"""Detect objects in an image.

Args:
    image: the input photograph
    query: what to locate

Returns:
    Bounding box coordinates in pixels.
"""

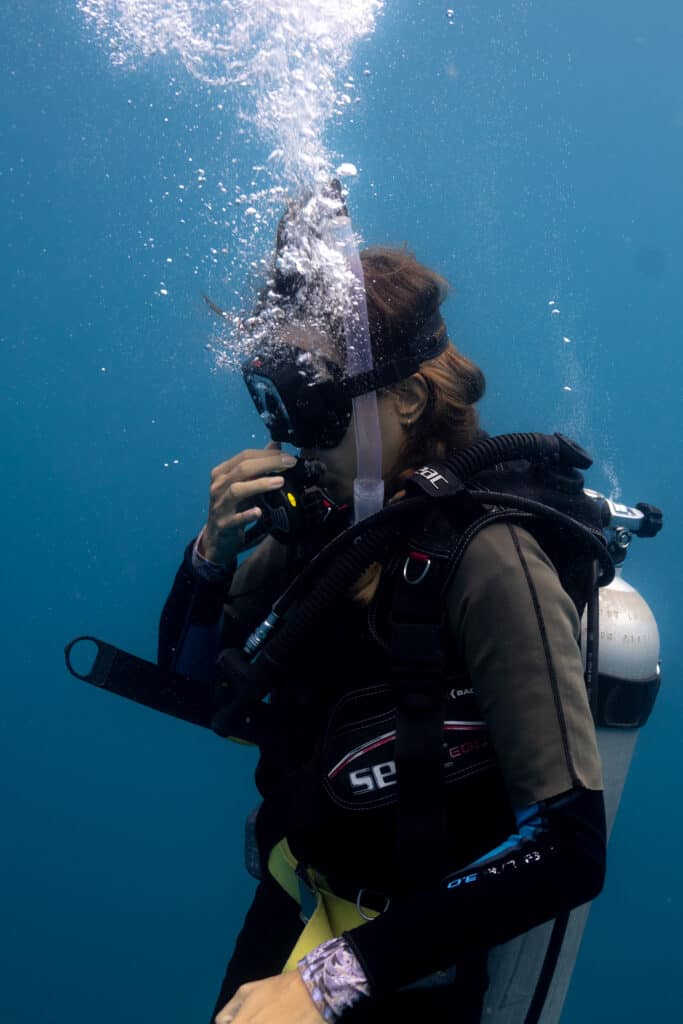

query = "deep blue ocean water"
[2,2,681,1021]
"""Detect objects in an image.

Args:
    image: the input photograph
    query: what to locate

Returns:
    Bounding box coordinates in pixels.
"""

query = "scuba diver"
[158,189,608,1024]
[65,184,662,1023]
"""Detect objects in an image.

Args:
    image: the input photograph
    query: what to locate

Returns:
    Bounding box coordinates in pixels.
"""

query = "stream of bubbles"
[78,0,384,362]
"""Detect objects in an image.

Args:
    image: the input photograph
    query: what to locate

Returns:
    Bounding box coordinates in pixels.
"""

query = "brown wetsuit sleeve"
[446,521,603,808]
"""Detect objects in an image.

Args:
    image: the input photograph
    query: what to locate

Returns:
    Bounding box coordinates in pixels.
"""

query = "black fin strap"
[64,636,269,743]
[64,636,217,729]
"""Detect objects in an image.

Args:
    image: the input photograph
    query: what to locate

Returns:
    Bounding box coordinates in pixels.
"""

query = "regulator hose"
[244,433,611,680]
[443,431,593,478]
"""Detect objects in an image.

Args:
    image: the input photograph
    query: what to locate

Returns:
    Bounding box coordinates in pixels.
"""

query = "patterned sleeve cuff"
[297,937,370,1022]
[191,530,235,583]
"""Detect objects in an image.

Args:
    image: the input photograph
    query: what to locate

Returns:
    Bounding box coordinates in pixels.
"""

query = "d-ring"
[356,889,391,921]
[402,554,431,585]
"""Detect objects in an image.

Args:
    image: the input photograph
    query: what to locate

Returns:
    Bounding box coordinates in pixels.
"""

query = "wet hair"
[351,247,486,604]
[361,246,485,464]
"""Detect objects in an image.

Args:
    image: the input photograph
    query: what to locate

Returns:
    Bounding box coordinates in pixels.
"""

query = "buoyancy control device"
[64,431,663,1024]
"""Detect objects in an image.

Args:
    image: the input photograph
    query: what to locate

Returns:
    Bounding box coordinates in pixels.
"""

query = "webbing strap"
[524,912,570,1024]
[394,680,448,891]
[389,553,451,892]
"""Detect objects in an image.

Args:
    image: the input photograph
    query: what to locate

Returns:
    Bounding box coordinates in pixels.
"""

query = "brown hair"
[352,247,486,604]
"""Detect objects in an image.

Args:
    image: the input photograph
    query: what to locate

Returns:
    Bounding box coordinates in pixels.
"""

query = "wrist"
[191,530,236,582]
[298,937,370,1022]
[198,526,239,564]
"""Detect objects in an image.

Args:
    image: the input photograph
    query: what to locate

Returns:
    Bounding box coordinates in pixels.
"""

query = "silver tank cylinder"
[481,572,660,1024]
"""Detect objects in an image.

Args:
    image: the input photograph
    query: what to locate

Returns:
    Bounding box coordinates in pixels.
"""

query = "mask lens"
[243,343,352,449]
[251,379,291,441]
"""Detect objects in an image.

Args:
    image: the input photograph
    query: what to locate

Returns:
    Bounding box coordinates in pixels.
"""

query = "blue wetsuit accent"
[347,786,606,996]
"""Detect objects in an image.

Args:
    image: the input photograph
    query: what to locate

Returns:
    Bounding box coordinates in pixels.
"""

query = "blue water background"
[2,1,681,1021]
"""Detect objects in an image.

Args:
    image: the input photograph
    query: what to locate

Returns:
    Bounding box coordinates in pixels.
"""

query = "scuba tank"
[482,495,662,1024]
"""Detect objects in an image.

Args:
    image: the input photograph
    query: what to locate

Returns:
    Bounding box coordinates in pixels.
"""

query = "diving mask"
[242,310,448,452]
[242,342,352,450]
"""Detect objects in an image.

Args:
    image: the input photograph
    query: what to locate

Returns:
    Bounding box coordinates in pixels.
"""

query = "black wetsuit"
[159,523,606,1023]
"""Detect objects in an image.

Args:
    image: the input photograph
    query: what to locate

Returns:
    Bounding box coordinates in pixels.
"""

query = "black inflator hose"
[253,514,414,677]
[246,433,607,677]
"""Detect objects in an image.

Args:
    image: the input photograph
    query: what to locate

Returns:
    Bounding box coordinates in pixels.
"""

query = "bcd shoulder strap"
[384,492,597,895]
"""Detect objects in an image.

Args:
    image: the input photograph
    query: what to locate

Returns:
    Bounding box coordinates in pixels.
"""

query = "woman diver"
[158,202,607,1023]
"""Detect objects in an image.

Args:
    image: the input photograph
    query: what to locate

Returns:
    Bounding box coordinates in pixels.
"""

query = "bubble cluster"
[78,0,382,187]
[78,0,383,368]
[216,184,364,371]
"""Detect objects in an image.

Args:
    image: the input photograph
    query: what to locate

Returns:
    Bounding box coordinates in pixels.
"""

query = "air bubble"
[79,0,386,368]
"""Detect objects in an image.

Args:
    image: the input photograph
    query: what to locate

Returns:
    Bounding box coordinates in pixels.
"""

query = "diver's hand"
[215,972,324,1024]
[200,442,297,564]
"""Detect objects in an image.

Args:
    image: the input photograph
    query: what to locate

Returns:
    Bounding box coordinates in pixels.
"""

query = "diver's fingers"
[212,456,295,493]
[212,449,295,482]
[227,475,284,504]
[210,448,280,477]
[229,507,262,527]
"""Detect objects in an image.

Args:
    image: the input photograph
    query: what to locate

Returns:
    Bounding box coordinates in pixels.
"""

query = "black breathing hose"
[465,491,614,583]
[252,513,413,677]
[270,433,589,621]
[246,433,608,680]
[444,431,592,479]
